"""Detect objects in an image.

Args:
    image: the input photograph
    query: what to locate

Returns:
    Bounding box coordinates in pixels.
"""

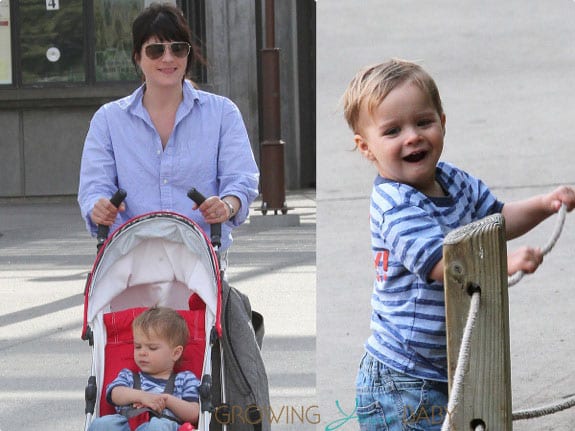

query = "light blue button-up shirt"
[78,81,259,251]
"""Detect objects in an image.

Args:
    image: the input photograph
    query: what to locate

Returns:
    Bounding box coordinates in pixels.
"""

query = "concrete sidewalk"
[0,189,316,430]
[317,1,575,430]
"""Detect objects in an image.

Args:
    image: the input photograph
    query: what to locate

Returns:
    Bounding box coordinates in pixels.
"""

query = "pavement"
[317,1,575,430]
[0,190,316,431]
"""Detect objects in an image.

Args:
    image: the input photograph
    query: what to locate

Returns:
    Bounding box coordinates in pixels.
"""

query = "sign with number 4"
[46,0,59,10]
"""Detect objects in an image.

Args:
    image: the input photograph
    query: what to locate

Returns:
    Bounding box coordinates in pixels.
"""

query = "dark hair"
[131,2,203,79]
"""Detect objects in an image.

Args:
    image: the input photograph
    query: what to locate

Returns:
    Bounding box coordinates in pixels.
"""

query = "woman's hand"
[90,197,125,225]
[194,196,239,224]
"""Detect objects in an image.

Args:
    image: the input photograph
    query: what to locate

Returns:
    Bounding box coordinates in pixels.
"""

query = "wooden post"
[443,214,512,430]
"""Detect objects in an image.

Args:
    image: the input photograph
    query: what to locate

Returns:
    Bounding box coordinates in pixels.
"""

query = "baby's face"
[354,81,446,197]
[133,328,182,379]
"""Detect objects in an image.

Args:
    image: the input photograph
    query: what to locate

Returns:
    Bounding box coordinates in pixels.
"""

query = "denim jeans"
[88,414,179,431]
[355,353,449,431]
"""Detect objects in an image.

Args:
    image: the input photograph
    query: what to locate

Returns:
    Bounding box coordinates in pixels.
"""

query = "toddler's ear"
[172,345,184,361]
[354,134,375,161]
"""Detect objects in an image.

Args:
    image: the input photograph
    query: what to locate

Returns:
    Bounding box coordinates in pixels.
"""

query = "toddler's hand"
[507,246,543,276]
[545,186,575,213]
[138,392,167,413]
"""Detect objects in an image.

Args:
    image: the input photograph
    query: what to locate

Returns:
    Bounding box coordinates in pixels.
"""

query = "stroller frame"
[82,211,224,430]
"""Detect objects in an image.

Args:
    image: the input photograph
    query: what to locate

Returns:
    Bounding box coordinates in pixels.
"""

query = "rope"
[441,289,481,431]
[513,394,575,421]
[508,204,567,286]
[441,204,570,428]
[442,204,572,429]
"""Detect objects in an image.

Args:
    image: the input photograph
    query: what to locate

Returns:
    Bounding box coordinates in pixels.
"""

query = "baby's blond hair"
[342,59,444,134]
[133,306,189,348]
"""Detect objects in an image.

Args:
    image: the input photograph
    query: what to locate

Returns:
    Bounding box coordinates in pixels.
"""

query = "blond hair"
[133,306,189,348]
[342,59,444,133]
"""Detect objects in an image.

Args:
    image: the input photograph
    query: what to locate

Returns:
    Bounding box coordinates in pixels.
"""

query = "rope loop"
[441,288,481,431]
[442,204,573,429]
[508,203,567,286]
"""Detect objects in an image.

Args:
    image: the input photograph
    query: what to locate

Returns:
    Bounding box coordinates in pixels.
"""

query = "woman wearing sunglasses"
[78,3,259,265]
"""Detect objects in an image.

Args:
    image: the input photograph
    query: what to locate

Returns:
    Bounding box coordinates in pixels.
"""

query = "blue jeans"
[355,353,448,431]
[88,414,179,431]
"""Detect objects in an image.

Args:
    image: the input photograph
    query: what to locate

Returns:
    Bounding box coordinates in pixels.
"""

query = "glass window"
[94,0,142,82]
[94,0,176,82]
[6,0,199,87]
[0,0,12,84]
[19,0,84,84]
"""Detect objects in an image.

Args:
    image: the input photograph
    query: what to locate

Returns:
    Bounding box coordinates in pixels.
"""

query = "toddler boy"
[342,58,575,430]
[89,306,200,431]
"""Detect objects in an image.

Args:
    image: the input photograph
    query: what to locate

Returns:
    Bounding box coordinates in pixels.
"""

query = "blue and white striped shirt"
[366,162,503,381]
[78,81,259,251]
[107,368,200,416]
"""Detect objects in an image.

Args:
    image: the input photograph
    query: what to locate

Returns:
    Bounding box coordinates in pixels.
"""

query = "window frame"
[0,0,205,90]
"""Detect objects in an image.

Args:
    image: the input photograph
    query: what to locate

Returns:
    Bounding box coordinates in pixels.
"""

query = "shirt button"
[163,179,168,184]
[157,150,161,155]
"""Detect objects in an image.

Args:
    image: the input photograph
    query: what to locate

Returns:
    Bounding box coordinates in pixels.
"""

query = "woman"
[78,3,259,259]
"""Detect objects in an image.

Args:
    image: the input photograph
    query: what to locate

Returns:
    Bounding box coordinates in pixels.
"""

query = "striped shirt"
[366,162,503,381]
[107,368,200,416]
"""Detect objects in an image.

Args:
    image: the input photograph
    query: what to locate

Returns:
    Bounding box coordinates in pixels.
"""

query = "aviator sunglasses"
[143,42,191,60]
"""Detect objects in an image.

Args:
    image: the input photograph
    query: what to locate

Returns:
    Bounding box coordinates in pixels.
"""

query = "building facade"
[0,0,315,197]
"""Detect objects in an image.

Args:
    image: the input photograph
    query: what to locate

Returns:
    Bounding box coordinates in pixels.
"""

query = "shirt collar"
[125,80,201,119]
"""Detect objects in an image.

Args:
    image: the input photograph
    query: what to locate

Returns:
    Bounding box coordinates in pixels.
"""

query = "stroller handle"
[96,189,127,250]
[187,188,222,249]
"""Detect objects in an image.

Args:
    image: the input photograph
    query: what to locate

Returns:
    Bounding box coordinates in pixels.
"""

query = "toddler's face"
[133,328,183,379]
[354,81,446,197]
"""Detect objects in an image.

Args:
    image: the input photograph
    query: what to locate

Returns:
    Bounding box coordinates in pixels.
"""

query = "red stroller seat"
[99,296,207,417]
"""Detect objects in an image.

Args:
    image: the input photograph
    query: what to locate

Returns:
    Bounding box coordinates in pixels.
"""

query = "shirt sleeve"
[454,167,503,218]
[380,202,445,280]
[77,105,120,236]
[475,177,504,216]
[106,368,134,407]
[216,98,259,227]
[178,371,201,403]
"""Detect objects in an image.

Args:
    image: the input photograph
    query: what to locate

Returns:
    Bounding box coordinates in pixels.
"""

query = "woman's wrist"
[222,196,240,220]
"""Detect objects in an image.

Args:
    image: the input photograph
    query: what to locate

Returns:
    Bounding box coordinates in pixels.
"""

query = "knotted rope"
[508,204,567,286]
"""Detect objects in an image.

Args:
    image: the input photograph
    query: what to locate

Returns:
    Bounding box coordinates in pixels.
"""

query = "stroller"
[81,190,270,431]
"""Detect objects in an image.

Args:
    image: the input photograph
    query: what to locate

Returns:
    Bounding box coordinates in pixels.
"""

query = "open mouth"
[403,151,427,163]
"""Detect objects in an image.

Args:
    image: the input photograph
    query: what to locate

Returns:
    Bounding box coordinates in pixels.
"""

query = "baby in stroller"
[89,306,200,431]
[82,203,270,431]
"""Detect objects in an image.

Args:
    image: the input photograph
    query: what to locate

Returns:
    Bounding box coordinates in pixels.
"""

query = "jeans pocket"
[356,398,389,431]
[393,379,447,431]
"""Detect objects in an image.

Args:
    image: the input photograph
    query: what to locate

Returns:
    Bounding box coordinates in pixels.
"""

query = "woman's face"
[135,36,189,88]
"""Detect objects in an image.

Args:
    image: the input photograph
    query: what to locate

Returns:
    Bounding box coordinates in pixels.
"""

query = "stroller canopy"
[83,212,221,333]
